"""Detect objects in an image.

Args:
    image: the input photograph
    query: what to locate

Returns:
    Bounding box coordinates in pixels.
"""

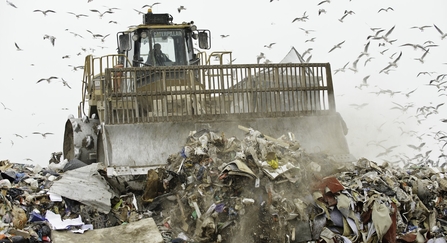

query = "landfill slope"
[1,127,447,243]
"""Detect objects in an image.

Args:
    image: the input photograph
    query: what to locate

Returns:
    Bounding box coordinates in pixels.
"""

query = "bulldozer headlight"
[191,25,197,31]
[141,31,147,38]
[132,34,139,41]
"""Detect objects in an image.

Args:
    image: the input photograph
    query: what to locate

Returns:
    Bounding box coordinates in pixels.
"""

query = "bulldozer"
[63,9,354,180]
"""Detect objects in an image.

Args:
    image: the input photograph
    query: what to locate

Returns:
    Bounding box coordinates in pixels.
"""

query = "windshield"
[139,29,187,66]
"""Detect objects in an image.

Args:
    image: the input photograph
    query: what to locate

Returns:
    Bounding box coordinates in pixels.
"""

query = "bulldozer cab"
[117,11,210,68]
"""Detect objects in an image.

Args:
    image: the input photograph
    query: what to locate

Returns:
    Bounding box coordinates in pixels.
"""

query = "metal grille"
[100,63,335,124]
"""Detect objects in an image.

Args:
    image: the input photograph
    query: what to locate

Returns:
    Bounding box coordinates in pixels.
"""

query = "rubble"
[1,127,447,242]
[48,163,115,214]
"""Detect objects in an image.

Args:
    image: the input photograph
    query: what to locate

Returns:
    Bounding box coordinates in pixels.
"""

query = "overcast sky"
[1,0,446,167]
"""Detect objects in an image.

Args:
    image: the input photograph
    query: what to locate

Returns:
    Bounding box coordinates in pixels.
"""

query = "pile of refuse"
[1,127,447,243]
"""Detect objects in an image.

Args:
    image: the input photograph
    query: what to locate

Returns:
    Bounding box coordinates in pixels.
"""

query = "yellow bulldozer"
[63,9,353,178]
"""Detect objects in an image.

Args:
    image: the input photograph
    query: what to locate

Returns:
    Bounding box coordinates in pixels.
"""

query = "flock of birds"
[252,1,447,167]
[2,0,447,167]
[337,23,446,167]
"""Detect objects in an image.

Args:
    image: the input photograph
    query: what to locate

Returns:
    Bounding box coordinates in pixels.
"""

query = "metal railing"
[96,63,335,124]
[80,54,132,117]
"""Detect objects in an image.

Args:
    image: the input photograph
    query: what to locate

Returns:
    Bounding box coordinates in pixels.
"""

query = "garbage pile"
[1,127,447,243]
[150,128,447,243]
[0,160,56,242]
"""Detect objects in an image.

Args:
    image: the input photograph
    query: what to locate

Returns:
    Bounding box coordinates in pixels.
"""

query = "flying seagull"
[256,52,266,64]
[380,51,402,73]
[299,28,315,35]
[350,103,368,110]
[292,11,309,23]
[103,6,120,12]
[414,49,430,64]
[344,10,355,15]
[338,13,349,23]
[400,43,426,51]
[33,9,56,16]
[14,42,23,51]
[433,24,447,40]
[90,9,113,18]
[328,40,345,53]
[348,58,360,73]
[67,12,89,19]
[367,29,385,40]
[100,34,110,42]
[13,134,24,138]
[407,142,426,151]
[264,43,276,49]
[68,31,84,38]
[302,48,313,57]
[378,7,394,13]
[410,25,432,32]
[178,6,186,13]
[380,25,396,43]
[358,41,370,58]
[86,30,106,39]
[364,57,374,67]
[403,88,417,98]
[362,75,370,85]
[37,76,58,84]
[61,78,72,89]
[142,3,160,8]
[376,145,398,157]
[417,72,434,77]
[43,34,56,46]
[134,9,145,15]
[305,55,312,63]
[305,37,316,43]
[334,62,349,74]
[318,0,330,5]
[1,102,12,111]
[391,102,414,113]
[379,49,389,55]
[6,0,17,8]
[33,132,54,138]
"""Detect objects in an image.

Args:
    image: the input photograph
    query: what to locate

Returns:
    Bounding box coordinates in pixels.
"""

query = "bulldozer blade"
[97,113,352,175]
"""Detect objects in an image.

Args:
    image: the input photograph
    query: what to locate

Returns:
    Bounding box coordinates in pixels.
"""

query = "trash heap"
[1,127,447,243]
[0,160,56,242]
[151,128,447,243]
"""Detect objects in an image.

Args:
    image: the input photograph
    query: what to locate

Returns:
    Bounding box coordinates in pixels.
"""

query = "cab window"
[150,29,187,66]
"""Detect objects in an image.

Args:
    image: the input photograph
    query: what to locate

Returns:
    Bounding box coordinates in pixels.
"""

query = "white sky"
[1,0,446,167]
